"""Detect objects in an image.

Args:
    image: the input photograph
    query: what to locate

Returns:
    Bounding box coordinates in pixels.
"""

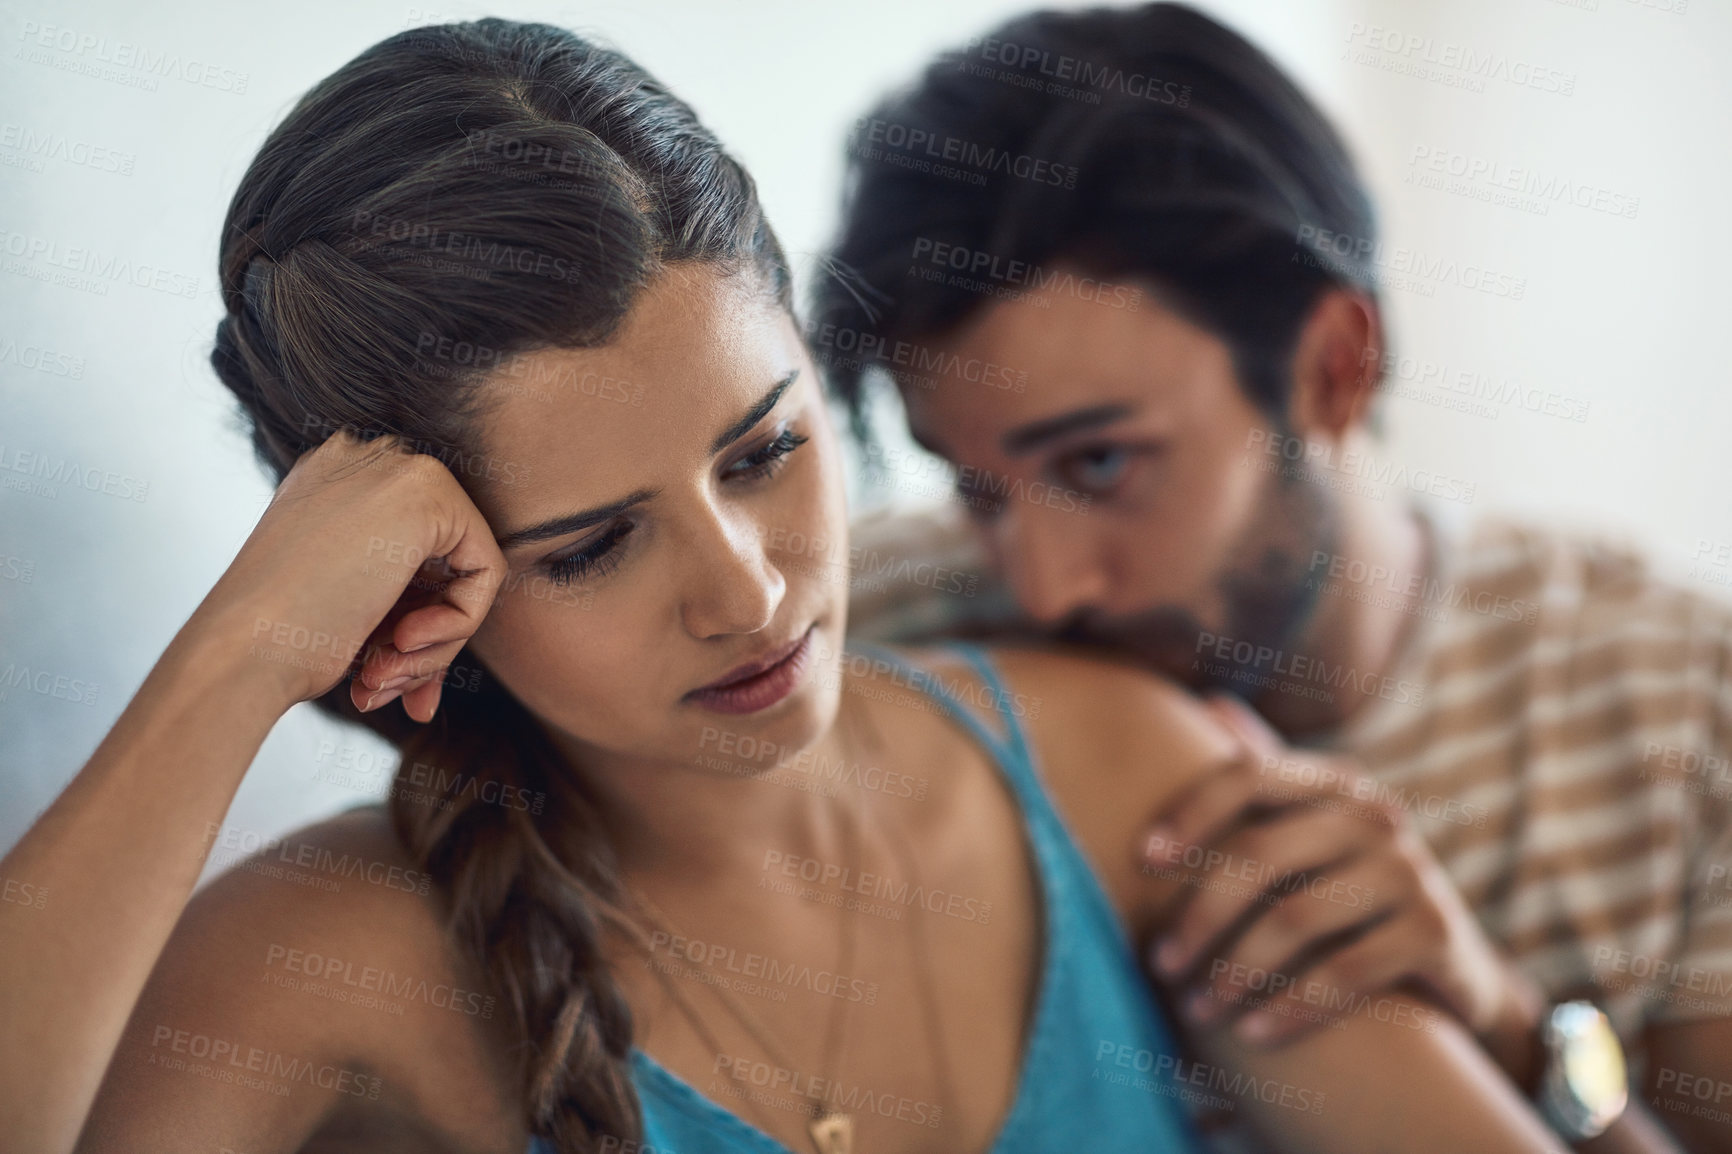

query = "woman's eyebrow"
[711,370,798,453]
[493,372,798,551]
[495,488,659,550]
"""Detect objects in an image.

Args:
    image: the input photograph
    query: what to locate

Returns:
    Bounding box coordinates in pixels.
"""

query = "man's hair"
[813,2,1380,439]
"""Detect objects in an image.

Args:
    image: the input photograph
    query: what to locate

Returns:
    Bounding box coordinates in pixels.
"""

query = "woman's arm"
[0,607,291,1154]
[73,806,525,1154]
[1190,992,1568,1153]
[0,433,507,1154]
[998,646,1571,1154]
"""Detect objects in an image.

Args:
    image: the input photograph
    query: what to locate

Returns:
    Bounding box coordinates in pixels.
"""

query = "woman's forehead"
[463,270,808,524]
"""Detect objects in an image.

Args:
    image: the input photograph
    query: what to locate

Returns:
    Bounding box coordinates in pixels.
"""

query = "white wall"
[2,0,1724,863]
[1336,0,1730,582]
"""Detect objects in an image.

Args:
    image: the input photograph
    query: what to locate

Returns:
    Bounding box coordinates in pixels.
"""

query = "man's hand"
[1141,694,1538,1055]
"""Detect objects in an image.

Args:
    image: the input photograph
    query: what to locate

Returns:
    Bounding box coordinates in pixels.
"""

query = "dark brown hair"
[210,18,790,1151]
[815,2,1378,439]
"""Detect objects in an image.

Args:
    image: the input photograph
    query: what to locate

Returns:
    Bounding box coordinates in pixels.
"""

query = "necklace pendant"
[809,1110,854,1154]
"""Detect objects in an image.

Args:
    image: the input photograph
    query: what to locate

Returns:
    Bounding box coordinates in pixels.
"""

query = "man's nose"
[995,505,1110,626]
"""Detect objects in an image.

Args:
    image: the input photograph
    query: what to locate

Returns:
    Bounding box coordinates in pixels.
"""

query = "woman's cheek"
[477,570,607,673]
[489,595,642,738]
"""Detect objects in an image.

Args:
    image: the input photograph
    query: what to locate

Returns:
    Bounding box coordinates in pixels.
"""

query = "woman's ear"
[1284,288,1384,440]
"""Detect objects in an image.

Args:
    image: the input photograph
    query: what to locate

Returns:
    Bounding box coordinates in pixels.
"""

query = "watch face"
[1555,1002,1628,1129]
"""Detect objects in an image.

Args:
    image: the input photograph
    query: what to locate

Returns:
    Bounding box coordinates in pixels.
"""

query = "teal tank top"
[531,642,1205,1154]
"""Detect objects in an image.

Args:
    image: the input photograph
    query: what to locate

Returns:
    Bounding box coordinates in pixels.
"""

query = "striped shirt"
[845,502,1732,1048]
[1329,507,1732,1042]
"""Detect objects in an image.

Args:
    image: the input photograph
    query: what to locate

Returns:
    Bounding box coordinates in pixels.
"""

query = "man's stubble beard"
[1054,457,1342,699]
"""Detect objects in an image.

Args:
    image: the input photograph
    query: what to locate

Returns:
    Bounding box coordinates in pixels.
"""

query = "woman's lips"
[684,626,816,715]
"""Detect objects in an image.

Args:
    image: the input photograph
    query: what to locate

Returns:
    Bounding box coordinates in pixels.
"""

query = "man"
[813,4,1732,1151]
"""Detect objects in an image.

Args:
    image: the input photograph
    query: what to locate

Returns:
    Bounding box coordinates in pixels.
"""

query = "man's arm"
[998,648,1573,1154]
[1134,696,1692,1153]
[1644,1018,1732,1153]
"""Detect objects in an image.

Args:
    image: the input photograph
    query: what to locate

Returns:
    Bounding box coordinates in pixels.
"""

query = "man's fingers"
[1228,917,1446,1046]
[1186,852,1393,1026]
[1153,806,1375,978]
[1146,698,1329,871]
[1145,750,1265,868]
[1147,710,1363,872]
[1202,693,1285,758]
[1201,696,1387,813]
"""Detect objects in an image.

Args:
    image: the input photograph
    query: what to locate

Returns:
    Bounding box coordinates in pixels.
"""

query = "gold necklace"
[629,842,859,1154]
[624,693,957,1154]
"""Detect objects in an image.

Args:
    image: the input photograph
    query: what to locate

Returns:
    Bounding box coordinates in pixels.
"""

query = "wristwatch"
[1534,1000,1628,1141]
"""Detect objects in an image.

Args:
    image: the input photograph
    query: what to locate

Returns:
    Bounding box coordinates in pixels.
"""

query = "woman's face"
[460,264,849,774]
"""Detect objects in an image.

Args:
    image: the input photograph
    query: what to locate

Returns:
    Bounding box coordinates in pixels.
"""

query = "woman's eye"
[544,521,632,586]
[1055,444,1135,494]
[725,427,809,481]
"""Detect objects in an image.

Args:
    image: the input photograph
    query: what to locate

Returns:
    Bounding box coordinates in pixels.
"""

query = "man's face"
[897,270,1340,691]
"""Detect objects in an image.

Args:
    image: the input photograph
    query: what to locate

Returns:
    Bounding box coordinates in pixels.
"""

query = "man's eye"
[1056,445,1133,493]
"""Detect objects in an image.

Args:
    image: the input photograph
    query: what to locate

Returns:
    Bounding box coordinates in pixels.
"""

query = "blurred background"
[1,0,1725,867]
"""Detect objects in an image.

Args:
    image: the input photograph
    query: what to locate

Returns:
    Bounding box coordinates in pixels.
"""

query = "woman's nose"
[680,505,786,638]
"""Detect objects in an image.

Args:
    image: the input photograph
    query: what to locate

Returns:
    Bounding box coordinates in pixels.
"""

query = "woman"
[0,20,1565,1154]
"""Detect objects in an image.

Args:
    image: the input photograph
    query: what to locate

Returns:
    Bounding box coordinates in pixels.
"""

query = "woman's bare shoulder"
[79,804,524,1154]
[977,645,1238,928]
[860,641,1235,794]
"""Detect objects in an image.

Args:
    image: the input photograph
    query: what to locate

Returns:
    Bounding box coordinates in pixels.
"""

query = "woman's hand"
[0,429,509,1152]
[1140,695,1529,1053]
[198,430,508,722]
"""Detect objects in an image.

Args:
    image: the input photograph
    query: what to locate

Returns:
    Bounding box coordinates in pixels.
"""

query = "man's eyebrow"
[1001,403,1134,456]
[711,371,799,454]
[495,488,659,551]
